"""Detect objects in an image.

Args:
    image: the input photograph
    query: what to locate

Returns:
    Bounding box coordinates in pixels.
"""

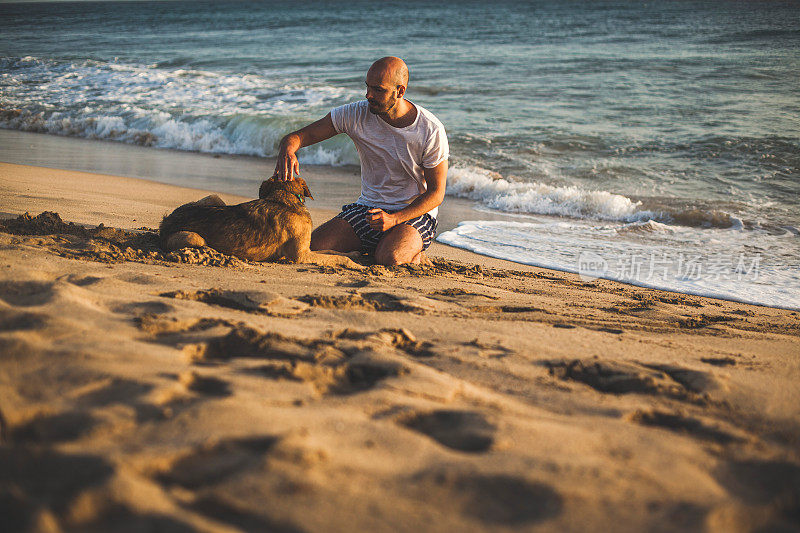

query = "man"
[273,57,449,266]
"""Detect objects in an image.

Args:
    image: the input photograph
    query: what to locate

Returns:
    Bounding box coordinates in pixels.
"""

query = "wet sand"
[1,161,799,532]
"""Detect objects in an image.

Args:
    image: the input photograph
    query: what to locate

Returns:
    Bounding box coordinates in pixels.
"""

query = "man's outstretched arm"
[366,160,448,231]
[275,113,338,180]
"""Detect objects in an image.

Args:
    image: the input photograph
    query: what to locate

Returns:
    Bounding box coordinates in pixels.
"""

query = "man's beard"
[367,96,396,115]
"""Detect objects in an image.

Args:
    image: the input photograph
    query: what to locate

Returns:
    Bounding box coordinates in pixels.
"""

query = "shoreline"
[1,128,796,312]
[0,160,799,531]
[0,127,797,311]
[0,160,577,275]
[0,128,529,235]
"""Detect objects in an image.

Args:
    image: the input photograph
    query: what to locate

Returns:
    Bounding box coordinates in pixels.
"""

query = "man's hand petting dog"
[274,149,300,181]
[366,209,398,232]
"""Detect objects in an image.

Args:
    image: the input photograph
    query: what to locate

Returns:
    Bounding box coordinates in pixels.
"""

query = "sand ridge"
[1,165,800,531]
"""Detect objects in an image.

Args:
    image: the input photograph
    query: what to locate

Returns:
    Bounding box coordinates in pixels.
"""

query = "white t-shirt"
[330,100,448,219]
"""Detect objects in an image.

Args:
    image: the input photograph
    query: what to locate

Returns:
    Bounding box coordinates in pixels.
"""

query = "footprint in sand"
[10,411,97,444]
[113,272,162,285]
[160,289,309,316]
[299,292,402,311]
[427,287,500,302]
[187,497,304,533]
[0,280,54,306]
[627,409,743,445]
[398,410,497,452]
[711,459,800,530]
[179,371,232,397]
[242,362,303,382]
[135,314,233,338]
[331,359,407,395]
[243,356,405,397]
[0,308,49,331]
[471,304,547,315]
[336,360,405,394]
[412,469,563,525]
[139,316,428,397]
[62,274,104,287]
[641,362,718,394]
[200,326,316,362]
[111,300,175,315]
[700,356,737,367]
[164,324,408,396]
[155,436,278,489]
[335,279,371,288]
[299,291,441,314]
[74,377,153,407]
[546,359,718,403]
[331,327,437,358]
[0,447,115,531]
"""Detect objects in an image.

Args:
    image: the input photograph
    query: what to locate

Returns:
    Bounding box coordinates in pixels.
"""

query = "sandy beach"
[1,160,799,532]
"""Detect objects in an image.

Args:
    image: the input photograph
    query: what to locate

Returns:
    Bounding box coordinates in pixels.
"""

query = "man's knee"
[374,246,405,266]
[310,218,360,252]
[374,224,423,266]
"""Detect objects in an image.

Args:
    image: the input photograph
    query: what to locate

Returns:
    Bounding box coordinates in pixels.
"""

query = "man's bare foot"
[409,250,433,266]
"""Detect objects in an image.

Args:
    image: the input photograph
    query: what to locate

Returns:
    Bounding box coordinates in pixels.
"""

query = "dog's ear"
[302,181,314,200]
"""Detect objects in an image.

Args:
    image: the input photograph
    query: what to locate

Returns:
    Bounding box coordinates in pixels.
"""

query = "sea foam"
[437,219,800,311]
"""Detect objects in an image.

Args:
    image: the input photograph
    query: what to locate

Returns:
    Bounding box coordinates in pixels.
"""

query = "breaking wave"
[0,56,359,164]
[445,165,742,229]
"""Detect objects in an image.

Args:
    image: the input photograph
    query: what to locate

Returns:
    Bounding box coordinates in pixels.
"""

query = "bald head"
[368,56,409,88]
[365,57,413,118]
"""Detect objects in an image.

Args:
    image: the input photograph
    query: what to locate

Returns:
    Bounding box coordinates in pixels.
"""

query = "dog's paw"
[165,231,206,251]
[303,251,364,270]
[335,256,365,270]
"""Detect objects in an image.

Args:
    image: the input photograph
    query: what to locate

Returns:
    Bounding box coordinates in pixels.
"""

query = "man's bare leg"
[310,218,361,252]
[374,224,424,266]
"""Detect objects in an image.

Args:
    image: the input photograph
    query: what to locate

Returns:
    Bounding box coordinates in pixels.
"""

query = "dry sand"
[1,162,799,532]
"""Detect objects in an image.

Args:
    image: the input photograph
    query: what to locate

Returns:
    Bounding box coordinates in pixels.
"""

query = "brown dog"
[159,177,361,268]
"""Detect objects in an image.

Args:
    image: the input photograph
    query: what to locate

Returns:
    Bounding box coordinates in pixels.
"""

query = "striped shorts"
[335,203,438,256]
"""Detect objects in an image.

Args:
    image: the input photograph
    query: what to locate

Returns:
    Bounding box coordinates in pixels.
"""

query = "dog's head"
[259,175,314,201]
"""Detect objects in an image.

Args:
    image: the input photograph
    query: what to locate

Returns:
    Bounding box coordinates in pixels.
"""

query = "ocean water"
[1,0,798,308]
